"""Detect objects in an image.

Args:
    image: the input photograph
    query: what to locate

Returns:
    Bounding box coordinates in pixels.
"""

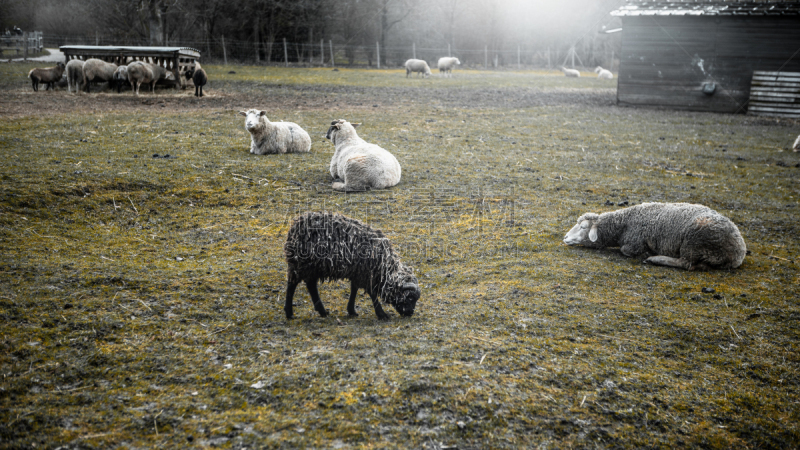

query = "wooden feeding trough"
[59,45,201,89]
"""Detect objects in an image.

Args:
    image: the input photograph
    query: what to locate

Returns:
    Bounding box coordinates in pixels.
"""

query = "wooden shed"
[59,45,201,89]
[611,1,800,114]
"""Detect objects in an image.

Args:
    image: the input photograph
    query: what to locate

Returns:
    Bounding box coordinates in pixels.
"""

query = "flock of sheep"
[28,58,207,96]
[237,102,748,319]
[27,56,753,321]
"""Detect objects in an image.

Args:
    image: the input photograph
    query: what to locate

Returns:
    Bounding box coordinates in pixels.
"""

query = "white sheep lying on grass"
[239,109,311,155]
[594,66,613,79]
[437,57,460,77]
[404,59,431,78]
[325,119,401,192]
[564,202,746,271]
[561,67,580,78]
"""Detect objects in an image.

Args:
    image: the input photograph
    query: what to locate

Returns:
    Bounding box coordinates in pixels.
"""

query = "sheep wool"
[127,61,167,96]
[239,109,311,155]
[793,134,799,152]
[563,202,746,271]
[326,119,401,192]
[594,66,613,79]
[28,62,65,92]
[113,65,129,93]
[284,212,421,320]
[82,58,118,93]
[562,67,580,78]
[437,57,461,78]
[65,60,84,94]
[404,59,432,78]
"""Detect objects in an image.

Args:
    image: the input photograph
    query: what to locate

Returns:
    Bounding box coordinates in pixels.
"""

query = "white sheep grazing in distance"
[404,59,432,78]
[65,60,84,94]
[594,66,613,79]
[82,58,118,93]
[127,61,167,96]
[437,57,460,77]
[239,109,311,155]
[561,67,580,78]
[564,202,746,271]
[325,119,401,192]
[793,135,800,152]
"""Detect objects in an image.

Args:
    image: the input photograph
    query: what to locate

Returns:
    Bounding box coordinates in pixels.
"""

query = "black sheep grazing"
[184,63,208,97]
[283,212,421,320]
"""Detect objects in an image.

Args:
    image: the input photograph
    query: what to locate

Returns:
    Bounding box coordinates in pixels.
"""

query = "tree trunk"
[147,0,164,45]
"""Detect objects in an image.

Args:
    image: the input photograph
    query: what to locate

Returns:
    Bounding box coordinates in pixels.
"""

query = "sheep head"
[383,268,421,317]
[240,109,266,133]
[563,213,600,246]
[325,119,360,143]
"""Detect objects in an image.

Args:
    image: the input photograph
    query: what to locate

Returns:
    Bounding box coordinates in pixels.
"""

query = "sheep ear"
[588,224,599,242]
[238,111,246,116]
[259,111,266,116]
[352,123,362,128]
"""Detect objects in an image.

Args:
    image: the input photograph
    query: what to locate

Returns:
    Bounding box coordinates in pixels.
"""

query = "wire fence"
[43,33,618,70]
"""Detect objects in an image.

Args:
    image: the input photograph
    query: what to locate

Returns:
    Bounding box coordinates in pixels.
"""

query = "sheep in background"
[793,135,799,152]
[284,211,421,320]
[65,60,84,94]
[28,62,65,92]
[82,58,118,93]
[325,119,401,192]
[185,62,208,97]
[563,202,746,271]
[404,59,432,78]
[239,109,311,155]
[113,65,129,93]
[594,66,613,79]
[127,61,167,95]
[561,67,580,78]
[437,57,461,78]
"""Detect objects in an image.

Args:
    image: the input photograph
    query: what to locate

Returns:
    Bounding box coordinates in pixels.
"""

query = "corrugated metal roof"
[60,45,200,54]
[611,1,800,16]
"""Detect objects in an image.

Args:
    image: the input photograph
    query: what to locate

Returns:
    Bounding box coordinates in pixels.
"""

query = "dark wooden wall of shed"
[617,16,800,113]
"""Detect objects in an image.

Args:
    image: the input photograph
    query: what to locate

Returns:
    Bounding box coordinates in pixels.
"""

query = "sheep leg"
[645,255,691,270]
[284,278,299,319]
[370,293,390,321]
[347,280,359,317]
[305,279,329,317]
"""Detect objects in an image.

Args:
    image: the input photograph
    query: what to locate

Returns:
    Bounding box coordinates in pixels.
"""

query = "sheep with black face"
[283,212,421,320]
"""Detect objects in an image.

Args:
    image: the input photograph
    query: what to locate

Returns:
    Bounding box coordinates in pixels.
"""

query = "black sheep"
[283,212,421,320]
[185,62,208,97]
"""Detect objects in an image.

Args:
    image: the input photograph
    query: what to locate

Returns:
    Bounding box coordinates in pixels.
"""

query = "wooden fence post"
[283,38,288,67]
[329,40,335,67]
[484,45,487,69]
[320,39,324,65]
[412,43,416,59]
[376,42,380,69]
[23,32,28,61]
[222,35,227,65]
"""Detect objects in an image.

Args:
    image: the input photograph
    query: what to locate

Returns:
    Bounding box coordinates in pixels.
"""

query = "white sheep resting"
[65,60,84,94]
[325,119,401,192]
[404,59,431,78]
[594,66,613,79]
[563,202,746,271]
[437,57,460,77]
[561,67,580,78]
[239,109,311,155]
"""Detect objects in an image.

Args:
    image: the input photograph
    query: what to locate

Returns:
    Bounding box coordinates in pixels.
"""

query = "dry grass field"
[1,62,799,449]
